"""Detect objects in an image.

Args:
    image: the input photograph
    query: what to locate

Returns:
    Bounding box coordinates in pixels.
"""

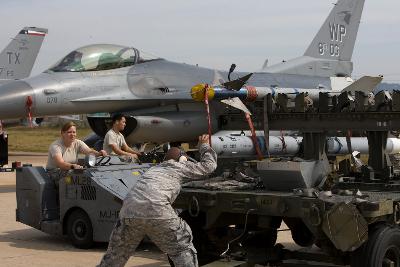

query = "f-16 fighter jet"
[0,0,368,143]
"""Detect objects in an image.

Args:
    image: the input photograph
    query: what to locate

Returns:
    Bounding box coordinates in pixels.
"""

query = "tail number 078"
[47,97,58,104]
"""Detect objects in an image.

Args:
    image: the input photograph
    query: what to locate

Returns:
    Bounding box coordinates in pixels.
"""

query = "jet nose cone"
[0,80,35,119]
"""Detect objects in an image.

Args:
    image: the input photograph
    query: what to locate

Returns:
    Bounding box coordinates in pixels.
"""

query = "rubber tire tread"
[351,224,400,267]
[291,225,315,247]
[66,209,94,249]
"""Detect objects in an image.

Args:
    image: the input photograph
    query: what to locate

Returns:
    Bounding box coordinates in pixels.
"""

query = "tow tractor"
[15,90,400,266]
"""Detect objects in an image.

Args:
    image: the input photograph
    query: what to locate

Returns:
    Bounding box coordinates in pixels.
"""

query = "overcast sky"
[1,0,399,82]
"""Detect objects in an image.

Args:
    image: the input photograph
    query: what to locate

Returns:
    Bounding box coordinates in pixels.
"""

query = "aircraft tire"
[67,209,94,249]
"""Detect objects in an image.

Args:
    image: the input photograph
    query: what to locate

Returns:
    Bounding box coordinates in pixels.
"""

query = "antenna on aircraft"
[228,63,236,81]
[261,59,268,70]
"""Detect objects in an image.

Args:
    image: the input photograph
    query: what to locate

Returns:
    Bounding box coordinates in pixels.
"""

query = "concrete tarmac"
[0,155,169,267]
[0,155,324,267]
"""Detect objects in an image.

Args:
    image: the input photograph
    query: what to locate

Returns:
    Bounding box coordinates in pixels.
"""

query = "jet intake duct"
[87,116,137,138]
[124,112,218,144]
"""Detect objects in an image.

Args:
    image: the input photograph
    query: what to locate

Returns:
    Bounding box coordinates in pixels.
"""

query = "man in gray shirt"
[98,134,217,267]
[103,114,140,160]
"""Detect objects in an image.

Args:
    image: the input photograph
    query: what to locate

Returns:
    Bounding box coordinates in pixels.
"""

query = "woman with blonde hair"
[46,121,107,170]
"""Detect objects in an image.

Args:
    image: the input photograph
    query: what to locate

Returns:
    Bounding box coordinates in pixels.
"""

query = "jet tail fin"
[341,76,383,94]
[0,27,48,81]
[263,0,365,77]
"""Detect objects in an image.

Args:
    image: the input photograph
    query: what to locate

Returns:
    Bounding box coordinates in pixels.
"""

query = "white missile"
[191,76,383,103]
[212,135,301,158]
[211,134,400,158]
[326,137,400,155]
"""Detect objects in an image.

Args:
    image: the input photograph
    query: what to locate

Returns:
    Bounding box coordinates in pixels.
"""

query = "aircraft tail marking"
[304,0,365,62]
[0,27,48,81]
[263,0,365,77]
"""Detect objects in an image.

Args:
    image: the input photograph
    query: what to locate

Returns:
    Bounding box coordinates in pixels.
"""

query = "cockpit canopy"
[49,44,160,72]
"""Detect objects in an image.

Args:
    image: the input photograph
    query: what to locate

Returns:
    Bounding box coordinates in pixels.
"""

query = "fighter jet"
[0,0,368,143]
[0,27,48,84]
[263,0,364,77]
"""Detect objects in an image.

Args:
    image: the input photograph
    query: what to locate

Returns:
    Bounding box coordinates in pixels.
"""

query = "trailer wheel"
[291,225,315,247]
[351,225,400,267]
[66,209,93,249]
[285,218,315,247]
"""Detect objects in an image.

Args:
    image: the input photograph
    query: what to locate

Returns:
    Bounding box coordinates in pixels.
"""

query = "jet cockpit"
[48,44,160,72]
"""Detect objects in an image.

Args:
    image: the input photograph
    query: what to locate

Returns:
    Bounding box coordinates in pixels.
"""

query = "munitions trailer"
[15,91,400,266]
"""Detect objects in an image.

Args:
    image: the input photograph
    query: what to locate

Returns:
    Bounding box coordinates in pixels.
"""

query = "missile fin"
[221,97,252,115]
[222,73,253,91]
[342,76,383,94]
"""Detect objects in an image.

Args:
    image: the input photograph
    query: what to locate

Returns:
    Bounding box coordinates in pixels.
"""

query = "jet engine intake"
[87,112,218,144]
[125,112,218,144]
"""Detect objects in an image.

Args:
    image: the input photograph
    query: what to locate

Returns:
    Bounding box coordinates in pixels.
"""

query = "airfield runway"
[0,154,336,267]
[0,154,170,267]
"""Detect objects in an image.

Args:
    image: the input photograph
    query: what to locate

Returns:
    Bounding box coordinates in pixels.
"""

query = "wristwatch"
[70,164,75,170]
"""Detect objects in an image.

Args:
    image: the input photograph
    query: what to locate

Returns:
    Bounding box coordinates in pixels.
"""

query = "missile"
[326,137,400,155]
[211,134,400,158]
[191,84,343,103]
[212,135,301,158]
[191,75,382,103]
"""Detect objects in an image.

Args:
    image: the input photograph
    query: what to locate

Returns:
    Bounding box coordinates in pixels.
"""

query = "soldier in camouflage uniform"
[98,134,217,267]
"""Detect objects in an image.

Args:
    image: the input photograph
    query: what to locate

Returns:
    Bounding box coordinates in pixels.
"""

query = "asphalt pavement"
[0,155,169,267]
[0,154,326,267]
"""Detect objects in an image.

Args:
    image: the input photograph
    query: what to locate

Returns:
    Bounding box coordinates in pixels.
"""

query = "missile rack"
[264,90,400,179]
[174,90,400,266]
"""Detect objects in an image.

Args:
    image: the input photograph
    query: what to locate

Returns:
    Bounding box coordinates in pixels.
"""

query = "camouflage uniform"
[98,143,217,267]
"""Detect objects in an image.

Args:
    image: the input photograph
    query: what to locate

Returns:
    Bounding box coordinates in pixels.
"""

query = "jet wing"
[342,76,383,94]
